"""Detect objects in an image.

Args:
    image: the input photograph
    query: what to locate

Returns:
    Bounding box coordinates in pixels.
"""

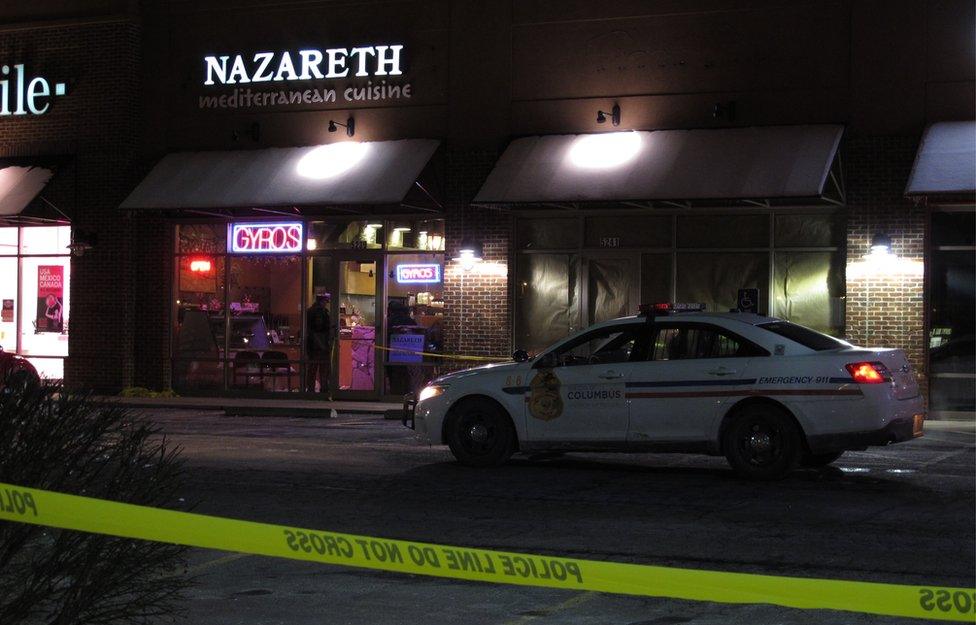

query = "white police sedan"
[404,304,925,479]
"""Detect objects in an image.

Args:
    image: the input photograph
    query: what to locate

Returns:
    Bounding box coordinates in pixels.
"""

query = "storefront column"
[844,136,927,391]
[442,149,513,361]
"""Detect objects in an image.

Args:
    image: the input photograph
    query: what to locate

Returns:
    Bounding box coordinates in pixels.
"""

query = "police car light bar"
[638,302,706,315]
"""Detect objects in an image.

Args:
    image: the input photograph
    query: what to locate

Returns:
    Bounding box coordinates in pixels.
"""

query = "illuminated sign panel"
[229,222,303,254]
[395,263,441,284]
[0,63,67,116]
[189,259,213,273]
[204,45,404,86]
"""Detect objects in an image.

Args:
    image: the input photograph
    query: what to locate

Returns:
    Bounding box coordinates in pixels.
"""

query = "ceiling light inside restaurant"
[296,142,369,180]
[568,131,642,169]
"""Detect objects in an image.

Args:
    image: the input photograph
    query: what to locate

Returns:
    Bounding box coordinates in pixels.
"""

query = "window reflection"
[386,219,445,251]
[384,253,445,395]
[308,220,383,250]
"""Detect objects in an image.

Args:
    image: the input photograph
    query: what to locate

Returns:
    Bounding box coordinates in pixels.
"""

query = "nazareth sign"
[204,46,404,85]
[199,45,412,111]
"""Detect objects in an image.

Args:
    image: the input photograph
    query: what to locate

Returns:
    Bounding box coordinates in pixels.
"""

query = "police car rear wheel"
[446,399,515,467]
[723,406,801,480]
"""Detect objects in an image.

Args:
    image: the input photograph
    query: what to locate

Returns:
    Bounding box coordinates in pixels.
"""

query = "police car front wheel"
[722,405,802,480]
[445,398,516,467]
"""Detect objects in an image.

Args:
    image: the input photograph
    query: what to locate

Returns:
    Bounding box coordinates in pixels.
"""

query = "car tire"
[723,405,802,480]
[445,398,516,468]
[801,451,844,468]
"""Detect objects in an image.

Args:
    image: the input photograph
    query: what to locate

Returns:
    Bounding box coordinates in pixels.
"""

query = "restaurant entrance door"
[309,251,385,400]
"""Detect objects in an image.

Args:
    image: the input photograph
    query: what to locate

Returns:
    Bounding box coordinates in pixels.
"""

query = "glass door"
[334,253,384,399]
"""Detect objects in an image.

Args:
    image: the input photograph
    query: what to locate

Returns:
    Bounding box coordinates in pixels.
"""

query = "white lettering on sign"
[204,46,404,86]
[229,222,303,254]
[0,64,66,116]
[600,237,620,248]
[396,264,441,284]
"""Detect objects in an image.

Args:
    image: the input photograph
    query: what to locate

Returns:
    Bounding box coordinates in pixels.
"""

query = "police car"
[403,304,925,479]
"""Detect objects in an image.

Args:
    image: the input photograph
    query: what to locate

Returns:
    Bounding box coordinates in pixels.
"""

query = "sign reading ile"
[395,264,441,284]
[229,222,303,254]
[0,64,67,116]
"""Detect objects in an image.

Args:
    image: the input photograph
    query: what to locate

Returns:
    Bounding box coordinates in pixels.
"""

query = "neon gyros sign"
[396,263,441,284]
[229,222,303,254]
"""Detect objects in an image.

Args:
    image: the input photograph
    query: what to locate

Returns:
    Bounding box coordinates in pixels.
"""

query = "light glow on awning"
[296,142,370,180]
[567,132,642,169]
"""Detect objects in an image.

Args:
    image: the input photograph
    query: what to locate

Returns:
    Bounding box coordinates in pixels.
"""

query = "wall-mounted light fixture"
[596,103,620,127]
[328,117,355,137]
[67,229,97,257]
[869,232,892,256]
[453,237,483,271]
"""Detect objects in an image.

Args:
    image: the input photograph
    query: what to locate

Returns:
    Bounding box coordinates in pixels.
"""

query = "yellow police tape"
[0,482,973,621]
[373,344,506,362]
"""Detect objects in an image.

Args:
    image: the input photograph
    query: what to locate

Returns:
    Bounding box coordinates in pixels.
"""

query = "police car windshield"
[758,321,848,351]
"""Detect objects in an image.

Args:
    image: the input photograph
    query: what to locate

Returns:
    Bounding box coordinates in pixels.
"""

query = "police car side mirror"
[512,349,529,362]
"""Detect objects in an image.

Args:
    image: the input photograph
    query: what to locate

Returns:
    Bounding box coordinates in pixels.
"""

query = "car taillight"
[845,361,892,384]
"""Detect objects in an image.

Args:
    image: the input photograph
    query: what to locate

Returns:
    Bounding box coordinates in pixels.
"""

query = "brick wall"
[843,135,927,389]
[132,216,173,390]
[0,20,142,392]
[442,149,513,360]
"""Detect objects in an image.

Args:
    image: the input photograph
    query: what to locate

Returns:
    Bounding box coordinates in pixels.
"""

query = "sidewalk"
[96,395,402,418]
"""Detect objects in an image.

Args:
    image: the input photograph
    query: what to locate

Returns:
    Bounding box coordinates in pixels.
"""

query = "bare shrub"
[0,387,190,624]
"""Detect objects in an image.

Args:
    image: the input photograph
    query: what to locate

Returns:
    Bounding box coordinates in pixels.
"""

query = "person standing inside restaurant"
[306,292,332,396]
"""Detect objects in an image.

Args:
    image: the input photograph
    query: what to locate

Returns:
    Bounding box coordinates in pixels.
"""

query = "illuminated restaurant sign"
[229,222,303,254]
[0,63,67,116]
[396,263,441,284]
[204,46,404,85]
[198,45,412,110]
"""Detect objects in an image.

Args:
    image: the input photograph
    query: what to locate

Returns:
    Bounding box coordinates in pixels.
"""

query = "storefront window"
[676,252,769,315]
[518,218,579,249]
[516,212,844,350]
[173,255,226,391]
[384,253,445,395]
[775,214,844,247]
[0,227,17,255]
[929,209,975,417]
[20,225,71,255]
[0,257,16,351]
[0,225,72,381]
[309,220,383,250]
[227,256,302,391]
[773,251,845,334]
[641,254,672,303]
[586,256,638,324]
[386,219,445,251]
[678,214,768,248]
[515,253,579,353]
[178,223,227,254]
[338,259,377,391]
[585,215,670,249]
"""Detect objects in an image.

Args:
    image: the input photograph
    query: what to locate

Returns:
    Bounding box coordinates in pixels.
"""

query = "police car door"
[525,322,649,443]
[627,322,767,442]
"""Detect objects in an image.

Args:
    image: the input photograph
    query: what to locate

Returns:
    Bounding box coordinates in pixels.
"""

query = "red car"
[0,347,40,394]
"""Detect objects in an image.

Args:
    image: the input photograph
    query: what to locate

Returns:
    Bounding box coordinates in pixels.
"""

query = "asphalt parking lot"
[145,409,974,625]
